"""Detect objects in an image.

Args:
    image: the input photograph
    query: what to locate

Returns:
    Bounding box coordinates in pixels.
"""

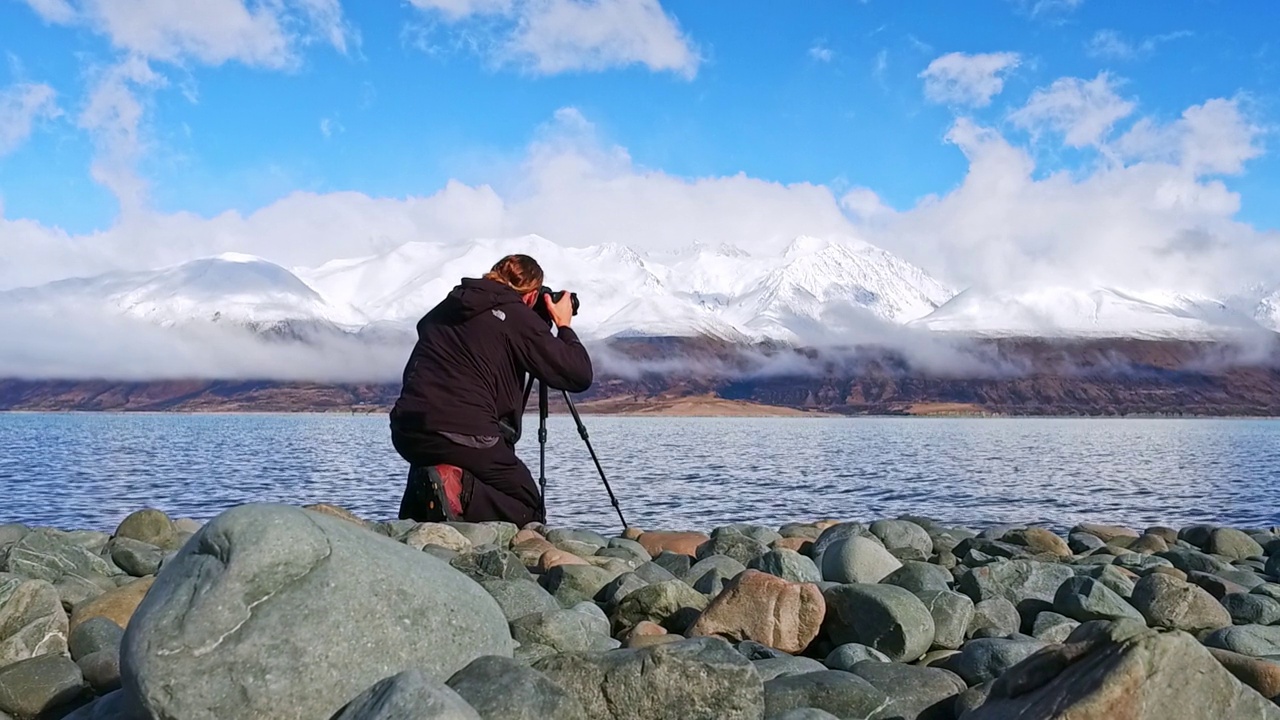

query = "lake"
[1,413,1278,535]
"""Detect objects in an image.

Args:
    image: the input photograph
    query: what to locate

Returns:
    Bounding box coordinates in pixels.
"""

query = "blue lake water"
[1,413,1278,535]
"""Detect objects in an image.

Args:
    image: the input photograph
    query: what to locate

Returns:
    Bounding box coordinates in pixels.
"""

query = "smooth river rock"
[688,569,825,654]
[120,503,514,720]
[821,536,902,585]
[1129,573,1232,633]
[763,670,889,720]
[447,655,587,720]
[330,669,481,720]
[532,636,765,720]
[822,583,935,662]
[0,576,68,667]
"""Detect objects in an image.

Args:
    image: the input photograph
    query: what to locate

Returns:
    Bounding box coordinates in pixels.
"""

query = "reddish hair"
[483,254,544,294]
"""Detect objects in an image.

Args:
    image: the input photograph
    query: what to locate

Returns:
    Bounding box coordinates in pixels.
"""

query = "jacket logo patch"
[491,309,506,321]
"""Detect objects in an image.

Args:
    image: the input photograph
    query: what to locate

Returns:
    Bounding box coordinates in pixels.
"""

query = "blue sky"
[1,0,1278,293]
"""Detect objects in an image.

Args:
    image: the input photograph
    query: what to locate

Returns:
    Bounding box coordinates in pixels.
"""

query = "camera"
[534,286,580,325]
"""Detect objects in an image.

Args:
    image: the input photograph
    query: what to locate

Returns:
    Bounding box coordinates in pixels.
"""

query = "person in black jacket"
[389,253,591,527]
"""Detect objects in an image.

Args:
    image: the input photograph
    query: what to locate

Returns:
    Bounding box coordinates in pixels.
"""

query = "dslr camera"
[534,286,580,325]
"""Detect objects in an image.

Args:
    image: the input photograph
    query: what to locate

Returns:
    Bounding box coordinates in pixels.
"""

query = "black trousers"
[391,428,543,528]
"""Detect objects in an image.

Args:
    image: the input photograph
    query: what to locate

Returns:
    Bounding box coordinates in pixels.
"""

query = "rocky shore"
[3,505,1280,719]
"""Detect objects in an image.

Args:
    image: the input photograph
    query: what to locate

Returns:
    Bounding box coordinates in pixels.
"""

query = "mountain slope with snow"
[719,236,953,342]
[290,233,956,343]
[910,286,1269,339]
[0,253,368,330]
[2,234,1276,346]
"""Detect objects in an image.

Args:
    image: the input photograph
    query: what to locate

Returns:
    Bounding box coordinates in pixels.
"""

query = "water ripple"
[2,414,1280,535]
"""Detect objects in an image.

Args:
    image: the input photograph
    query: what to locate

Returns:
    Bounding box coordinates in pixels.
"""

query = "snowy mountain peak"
[658,235,952,343]
[783,234,832,259]
[209,251,269,264]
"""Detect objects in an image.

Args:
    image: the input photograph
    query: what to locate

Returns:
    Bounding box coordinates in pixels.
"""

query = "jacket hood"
[448,277,530,320]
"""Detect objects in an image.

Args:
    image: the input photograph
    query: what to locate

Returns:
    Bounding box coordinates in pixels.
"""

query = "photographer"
[388,253,591,527]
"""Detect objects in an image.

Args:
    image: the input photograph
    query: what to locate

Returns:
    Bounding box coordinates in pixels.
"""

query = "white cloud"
[1031,0,1083,14]
[873,49,888,84]
[840,187,893,220]
[17,0,353,69]
[1116,97,1264,176]
[77,57,166,219]
[1087,29,1192,60]
[407,0,701,78]
[319,117,343,138]
[19,0,76,23]
[919,51,1021,107]
[1086,29,1134,59]
[409,0,514,21]
[809,43,833,63]
[0,82,61,156]
[857,106,1276,295]
[1008,72,1136,148]
[1006,0,1083,17]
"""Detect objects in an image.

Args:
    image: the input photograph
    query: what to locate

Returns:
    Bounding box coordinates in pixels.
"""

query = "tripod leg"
[537,381,548,524]
[561,390,628,530]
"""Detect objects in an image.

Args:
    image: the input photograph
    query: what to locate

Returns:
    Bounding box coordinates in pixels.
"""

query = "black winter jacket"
[391,277,593,439]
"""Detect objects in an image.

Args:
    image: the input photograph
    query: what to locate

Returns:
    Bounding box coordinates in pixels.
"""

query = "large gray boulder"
[1130,573,1231,633]
[330,669,481,720]
[0,653,89,719]
[120,503,514,720]
[0,575,68,667]
[447,655,587,720]
[916,589,974,651]
[763,670,888,720]
[532,636,764,720]
[821,537,902,584]
[962,622,1280,719]
[957,560,1075,618]
[847,661,966,720]
[822,583,935,662]
[2,529,123,586]
[509,609,618,653]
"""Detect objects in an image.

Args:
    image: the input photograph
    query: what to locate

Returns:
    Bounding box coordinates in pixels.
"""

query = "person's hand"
[545,291,574,328]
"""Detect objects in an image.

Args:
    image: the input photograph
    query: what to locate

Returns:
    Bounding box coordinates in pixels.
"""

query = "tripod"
[517,375,628,530]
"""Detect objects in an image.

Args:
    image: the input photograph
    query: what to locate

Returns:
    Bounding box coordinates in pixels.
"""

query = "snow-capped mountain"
[0,253,367,330]
[910,286,1267,339]
[290,233,953,344]
[3,234,1276,345]
[720,236,953,341]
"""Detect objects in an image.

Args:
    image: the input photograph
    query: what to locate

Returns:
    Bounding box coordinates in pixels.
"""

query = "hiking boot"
[426,464,476,521]
[401,464,472,522]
